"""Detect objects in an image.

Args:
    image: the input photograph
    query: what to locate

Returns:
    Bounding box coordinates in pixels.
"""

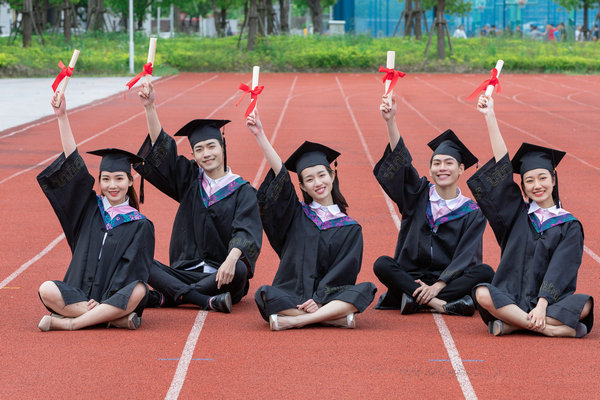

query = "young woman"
[246,111,376,331]
[468,94,593,337]
[36,92,154,331]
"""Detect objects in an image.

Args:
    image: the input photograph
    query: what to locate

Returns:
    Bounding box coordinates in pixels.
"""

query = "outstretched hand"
[477,94,494,115]
[246,109,264,137]
[51,92,67,117]
[380,95,397,122]
[138,81,155,108]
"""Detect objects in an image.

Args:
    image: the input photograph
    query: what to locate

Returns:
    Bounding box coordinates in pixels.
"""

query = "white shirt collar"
[309,201,341,214]
[204,167,232,187]
[102,196,130,210]
[528,202,561,215]
[430,186,462,207]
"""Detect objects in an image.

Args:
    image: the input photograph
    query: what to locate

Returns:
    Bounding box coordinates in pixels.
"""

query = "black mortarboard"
[511,142,566,175]
[284,141,340,174]
[427,129,478,170]
[174,119,230,148]
[87,148,144,174]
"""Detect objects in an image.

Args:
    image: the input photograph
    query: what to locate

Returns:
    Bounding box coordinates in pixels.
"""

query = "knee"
[480,264,495,283]
[475,286,493,309]
[234,261,249,281]
[38,281,60,303]
[373,256,394,279]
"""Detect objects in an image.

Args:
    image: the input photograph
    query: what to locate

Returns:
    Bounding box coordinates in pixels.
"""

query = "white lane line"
[165,80,297,399]
[0,75,178,140]
[252,76,298,187]
[164,311,208,400]
[0,75,219,185]
[0,233,65,290]
[336,76,476,400]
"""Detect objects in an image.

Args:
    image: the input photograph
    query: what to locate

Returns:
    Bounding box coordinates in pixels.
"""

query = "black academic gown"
[37,150,154,311]
[254,167,377,321]
[134,130,262,292]
[467,155,593,331]
[373,141,488,288]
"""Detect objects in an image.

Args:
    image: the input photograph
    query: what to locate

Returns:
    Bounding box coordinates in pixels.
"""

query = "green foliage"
[2,33,600,76]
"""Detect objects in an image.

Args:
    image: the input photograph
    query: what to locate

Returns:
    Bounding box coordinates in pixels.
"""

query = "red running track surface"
[1,72,599,399]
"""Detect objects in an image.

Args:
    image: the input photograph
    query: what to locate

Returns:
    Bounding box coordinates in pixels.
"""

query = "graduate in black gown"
[37,92,154,332]
[135,82,262,313]
[373,96,494,316]
[246,110,377,331]
[469,94,593,337]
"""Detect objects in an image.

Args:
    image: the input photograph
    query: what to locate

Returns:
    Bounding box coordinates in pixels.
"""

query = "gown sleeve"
[438,210,486,282]
[373,138,429,217]
[257,165,301,257]
[538,221,584,305]
[227,185,263,277]
[313,225,364,304]
[466,154,525,246]
[36,149,96,251]
[134,129,198,202]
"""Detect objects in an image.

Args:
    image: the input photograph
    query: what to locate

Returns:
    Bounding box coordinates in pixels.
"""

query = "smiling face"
[192,138,224,175]
[521,168,555,208]
[100,171,133,206]
[429,154,464,189]
[299,165,335,206]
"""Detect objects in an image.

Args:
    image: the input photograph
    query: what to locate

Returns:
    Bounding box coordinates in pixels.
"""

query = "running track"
[1,73,599,399]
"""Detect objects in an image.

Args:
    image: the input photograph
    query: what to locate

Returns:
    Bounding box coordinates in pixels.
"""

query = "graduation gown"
[134,129,262,279]
[373,140,487,283]
[254,166,377,321]
[467,155,593,331]
[37,150,154,310]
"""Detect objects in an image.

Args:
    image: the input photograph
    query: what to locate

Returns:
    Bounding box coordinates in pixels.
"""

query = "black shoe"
[443,295,475,316]
[147,290,164,308]
[208,292,232,313]
[400,293,421,315]
[374,292,403,310]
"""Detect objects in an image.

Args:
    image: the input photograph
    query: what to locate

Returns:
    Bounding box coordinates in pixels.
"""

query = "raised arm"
[380,95,401,151]
[477,95,507,162]
[246,110,283,175]
[51,92,76,157]
[138,81,161,143]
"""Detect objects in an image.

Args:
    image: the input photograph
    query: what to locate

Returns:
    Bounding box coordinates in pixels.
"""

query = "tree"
[104,0,155,30]
[555,0,596,39]
[295,0,336,34]
[279,0,289,33]
[422,0,471,59]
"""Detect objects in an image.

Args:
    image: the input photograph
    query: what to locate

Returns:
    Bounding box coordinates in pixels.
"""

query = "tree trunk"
[211,0,225,36]
[63,0,71,44]
[583,4,589,39]
[247,0,258,49]
[266,0,276,34]
[87,0,105,31]
[403,0,412,36]
[279,0,289,33]
[435,0,445,59]
[23,0,33,47]
[305,0,323,34]
[414,0,422,39]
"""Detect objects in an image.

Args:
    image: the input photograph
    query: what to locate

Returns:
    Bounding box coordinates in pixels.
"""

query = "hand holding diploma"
[467,60,503,101]
[52,49,79,107]
[379,51,405,107]
[237,66,264,118]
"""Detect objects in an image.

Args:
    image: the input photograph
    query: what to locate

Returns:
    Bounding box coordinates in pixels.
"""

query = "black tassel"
[140,176,145,204]
[334,160,338,174]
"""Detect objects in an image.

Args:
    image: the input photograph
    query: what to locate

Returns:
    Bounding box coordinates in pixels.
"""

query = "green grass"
[1,32,600,77]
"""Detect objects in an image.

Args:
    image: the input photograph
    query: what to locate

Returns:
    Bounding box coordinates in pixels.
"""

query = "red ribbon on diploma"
[467,68,501,101]
[379,66,406,95]
[125,63,153,89]
[52,61,73,92]
[236,83,264,117]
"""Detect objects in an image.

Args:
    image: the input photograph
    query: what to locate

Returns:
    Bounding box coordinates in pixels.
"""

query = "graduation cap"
[87,148,144,174]
[174,119,230,148]
[427,129,478,170]
[284,141,341,174]
[87,148,146,203]
[510,142,566,175]
[511,142,566,208]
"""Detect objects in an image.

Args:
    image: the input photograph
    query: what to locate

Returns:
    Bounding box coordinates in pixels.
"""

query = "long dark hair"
[98,172,140,211]
[298,165,349,214]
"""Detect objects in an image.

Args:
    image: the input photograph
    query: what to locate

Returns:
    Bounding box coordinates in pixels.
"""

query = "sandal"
[107,312,141,330]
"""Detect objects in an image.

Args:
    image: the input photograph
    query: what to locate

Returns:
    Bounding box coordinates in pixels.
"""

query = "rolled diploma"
[484,59,503,97]
[384,51,395,106]
[251,66,260,115]
[145,37,157,85]
[56,49,80,106]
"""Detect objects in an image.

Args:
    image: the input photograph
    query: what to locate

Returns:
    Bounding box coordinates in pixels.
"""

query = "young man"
[372,97,494,316]
[135,82,262,313]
